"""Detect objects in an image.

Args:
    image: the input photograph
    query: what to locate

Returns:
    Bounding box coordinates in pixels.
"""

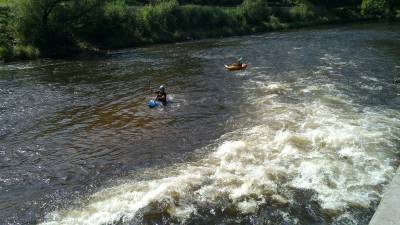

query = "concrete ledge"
[369,167,400,225]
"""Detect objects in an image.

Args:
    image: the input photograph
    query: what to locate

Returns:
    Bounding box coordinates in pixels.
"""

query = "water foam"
[41,78,400,225]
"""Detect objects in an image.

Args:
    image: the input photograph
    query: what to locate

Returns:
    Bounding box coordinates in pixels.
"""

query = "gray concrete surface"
[369,167,400,225]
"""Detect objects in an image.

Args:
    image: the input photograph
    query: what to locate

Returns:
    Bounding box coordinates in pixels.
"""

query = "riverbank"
[0,0,399,63]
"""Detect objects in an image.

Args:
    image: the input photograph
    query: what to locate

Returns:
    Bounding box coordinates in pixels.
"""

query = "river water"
[1,23,400,225]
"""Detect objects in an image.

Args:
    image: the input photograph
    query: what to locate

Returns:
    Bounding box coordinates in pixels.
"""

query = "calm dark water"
[1,23,400,225]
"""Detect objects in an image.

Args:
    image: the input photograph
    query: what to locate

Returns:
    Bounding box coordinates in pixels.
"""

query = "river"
[1,23,400,225]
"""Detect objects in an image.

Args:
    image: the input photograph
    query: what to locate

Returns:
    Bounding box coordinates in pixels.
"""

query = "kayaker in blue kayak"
[154,85,167,105]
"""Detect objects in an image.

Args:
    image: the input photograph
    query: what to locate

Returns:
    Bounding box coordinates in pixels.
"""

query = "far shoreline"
[1,20,399,64]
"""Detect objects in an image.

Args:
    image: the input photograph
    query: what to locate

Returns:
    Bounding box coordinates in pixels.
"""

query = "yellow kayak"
[225,64,248,71]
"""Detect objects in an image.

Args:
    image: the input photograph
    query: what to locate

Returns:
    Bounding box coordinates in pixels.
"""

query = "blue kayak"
[147,100,160,108]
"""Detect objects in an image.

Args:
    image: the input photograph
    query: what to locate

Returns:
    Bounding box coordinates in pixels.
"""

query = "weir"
[370,66,400,225]
[369,167,400,225]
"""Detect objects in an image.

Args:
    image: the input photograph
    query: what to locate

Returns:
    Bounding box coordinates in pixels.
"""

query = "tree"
[0,6,13,47]
[16,0,107,56]
[0,5,14,59]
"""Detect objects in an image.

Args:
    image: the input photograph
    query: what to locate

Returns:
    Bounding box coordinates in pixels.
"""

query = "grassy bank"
[0,0,399,62]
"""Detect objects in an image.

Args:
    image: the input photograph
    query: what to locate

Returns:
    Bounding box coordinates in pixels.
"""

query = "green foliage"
[267,15,288,29]
[333,7,361,21]
[13,45,39,60]
[140,0,179,41]
[179,5,231,29]
[0,44,39,61]
[361,0,389,16]
[15,0,107,56]
[289,3,315,20]
[0,46,10,60]
[0,0,394,62]
[307,0,362,7]
[0,6,14,47]
[238,0,270,26]
[177,0,243,6]
[0,5,15,60]
[77,0,141,48]
[0,0,14,6]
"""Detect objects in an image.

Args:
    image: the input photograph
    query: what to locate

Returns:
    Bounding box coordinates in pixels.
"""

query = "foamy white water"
[40,63,400,225]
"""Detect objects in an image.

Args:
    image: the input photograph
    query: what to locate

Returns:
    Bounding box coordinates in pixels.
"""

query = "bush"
[76,0,143,48]
[15,0,107,56]
[238,0,270,26]
[267,15,288,29]
[333,7,361,21]
[0,46,11,60]
[307,0,362,7]
[0,5,14,47]
[140,0,179,42]
[13,45,39,60]
[177,0,243,6]
[361,0,389,17]
[289,3,315,21]
[178,5,230,29]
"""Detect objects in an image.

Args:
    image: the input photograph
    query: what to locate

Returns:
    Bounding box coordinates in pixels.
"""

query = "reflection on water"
[1,23,400,225]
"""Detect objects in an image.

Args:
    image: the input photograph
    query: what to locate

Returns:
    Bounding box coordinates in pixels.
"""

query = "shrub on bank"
[0,45,39,61]
[289,3,315,21]
[361,0,389,17]
[77,0,142,48]
[0,46,10,60]
[0,4,14,60]
[238,0,270,27]
[13,45,39,60]
[140,0,179,42]
[333,7,362,21]
[266,15,289,29]
[178,5,229,30]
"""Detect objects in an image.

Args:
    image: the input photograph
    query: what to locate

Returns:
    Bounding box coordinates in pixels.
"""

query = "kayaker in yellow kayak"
[233,56,243,67]
[225,56,247,71]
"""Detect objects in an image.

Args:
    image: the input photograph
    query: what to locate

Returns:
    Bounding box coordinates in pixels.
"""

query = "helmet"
[159,85,165,91]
